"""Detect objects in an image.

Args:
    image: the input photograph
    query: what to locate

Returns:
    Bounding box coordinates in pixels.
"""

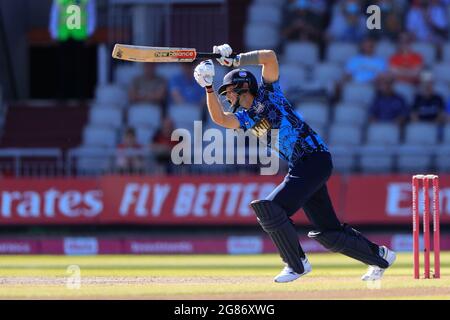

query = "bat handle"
[196,52,238,60]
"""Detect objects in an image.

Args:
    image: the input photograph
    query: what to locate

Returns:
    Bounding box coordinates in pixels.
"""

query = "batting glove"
[194,59,215,88]
[213,44,239,67]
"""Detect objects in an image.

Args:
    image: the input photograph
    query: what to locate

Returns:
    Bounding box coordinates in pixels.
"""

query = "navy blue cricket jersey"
[234,78,328,168]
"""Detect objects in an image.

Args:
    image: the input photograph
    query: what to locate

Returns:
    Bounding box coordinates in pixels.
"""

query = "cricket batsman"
[193,44,396,283]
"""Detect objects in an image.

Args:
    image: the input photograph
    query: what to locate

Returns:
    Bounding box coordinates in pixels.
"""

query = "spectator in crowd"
[389,32,424,84]
[116,128,144,174]
[151,117,178,174]
[406,0,449,44]
[369,0,403,41]
[129,64,167,107]
[326,0,367,42]
[282,0,328,47]
[170,63,205,106]
[369,73,409,125]
[345,37,387,83]
[411,72,446,123]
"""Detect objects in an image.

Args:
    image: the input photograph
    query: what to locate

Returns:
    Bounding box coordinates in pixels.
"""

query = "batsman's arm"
[237,50,279,84]
[205,87,240,129]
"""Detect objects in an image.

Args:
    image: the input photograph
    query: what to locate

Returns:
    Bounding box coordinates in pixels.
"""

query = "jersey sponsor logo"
[254,102,265,114]
[250,118,271,137]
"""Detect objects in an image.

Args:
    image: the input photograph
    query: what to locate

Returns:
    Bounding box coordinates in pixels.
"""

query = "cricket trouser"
[266,151,340,228]
[260,151,388,268]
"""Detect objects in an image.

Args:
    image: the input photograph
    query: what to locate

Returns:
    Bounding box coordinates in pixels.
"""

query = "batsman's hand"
[213,44,239,67]
[194,59,215,88]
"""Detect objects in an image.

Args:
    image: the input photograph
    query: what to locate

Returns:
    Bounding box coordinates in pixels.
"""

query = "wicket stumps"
[412,174,440,279]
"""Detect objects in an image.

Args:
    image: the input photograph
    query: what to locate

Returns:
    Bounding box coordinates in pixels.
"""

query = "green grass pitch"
[0,253,449,299]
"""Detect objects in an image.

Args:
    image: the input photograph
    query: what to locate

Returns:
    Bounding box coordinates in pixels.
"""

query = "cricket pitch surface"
[0,253,449,300]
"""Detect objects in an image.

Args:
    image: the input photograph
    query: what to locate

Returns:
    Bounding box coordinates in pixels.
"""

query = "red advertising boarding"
[0,178,102,224]
[0,174,448,225]
[99,175,343,224]
[343,175,450,224]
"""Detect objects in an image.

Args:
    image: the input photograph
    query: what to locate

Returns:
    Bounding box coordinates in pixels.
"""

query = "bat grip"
[196,52,238,60]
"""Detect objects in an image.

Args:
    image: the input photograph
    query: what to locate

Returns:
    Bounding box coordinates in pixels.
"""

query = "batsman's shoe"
[274,257,312,283]
[361,246,396,281]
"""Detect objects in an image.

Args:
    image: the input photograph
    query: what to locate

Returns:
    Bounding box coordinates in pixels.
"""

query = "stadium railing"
[0,148,63,177]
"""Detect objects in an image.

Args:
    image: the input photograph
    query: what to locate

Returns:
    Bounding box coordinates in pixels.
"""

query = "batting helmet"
[218,69,258,96]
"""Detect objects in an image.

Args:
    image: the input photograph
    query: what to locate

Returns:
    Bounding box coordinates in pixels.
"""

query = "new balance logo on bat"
[155,51,195,58]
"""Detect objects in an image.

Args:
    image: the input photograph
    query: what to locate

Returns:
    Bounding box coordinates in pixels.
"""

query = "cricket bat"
[112,44,237,63]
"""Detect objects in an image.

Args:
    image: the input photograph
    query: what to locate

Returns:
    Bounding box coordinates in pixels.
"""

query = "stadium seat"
[436,145,450,172]
[296,102,329,127]
[411,42,436,66]
[89,107,123,129]
[82,126,118,148]
[168,103,203,130]
[127,103,162,129]
[155,64,182,81]
[434,81,450,101]
[334,101,362,111]
[245,23,279,50]
[375,40,396,60]
[279,64,307,91]
[443,123,450,143]
[442,42,450,62]
[435,124,450,171]
[328,124,362,172]
[71,146,113,174]
[284,42,319,66]
[366,122,401,145]
[247,4,282,26]
[342,82,375,106]
[432,63,450,84]
[94,84,128,108]
[77,157,111,174]
[404,122,438,145]
[253,0,284,7]
[328,124,362,146]
[135,126,156,145]
[333,104,366,127]
[326,42,358,64]
[393,82,416,106]
[436,124,450,172]
[397,144,434,173]
[114,63,143,88]
[313,62,344,86]
[397,122,438,173]
[360,145,395,173]
[359,123,400,173]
